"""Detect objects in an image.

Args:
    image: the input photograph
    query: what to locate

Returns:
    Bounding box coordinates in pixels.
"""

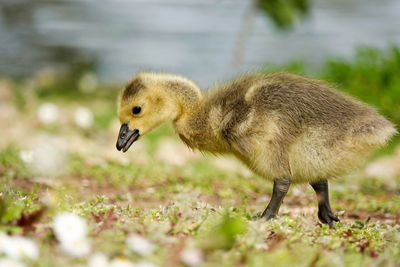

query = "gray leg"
[310,180,339,228]
[261,176,291,220]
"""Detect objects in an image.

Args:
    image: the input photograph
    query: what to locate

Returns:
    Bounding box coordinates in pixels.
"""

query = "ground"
[0,70,399,267]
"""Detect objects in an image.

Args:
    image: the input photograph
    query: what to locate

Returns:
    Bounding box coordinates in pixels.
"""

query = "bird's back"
[202,73,396,181]
[210,73,394,142]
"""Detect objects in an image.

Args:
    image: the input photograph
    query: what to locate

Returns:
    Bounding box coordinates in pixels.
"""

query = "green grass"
[1,141,399,266]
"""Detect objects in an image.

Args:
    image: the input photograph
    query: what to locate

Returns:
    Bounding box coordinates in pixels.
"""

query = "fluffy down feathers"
[118,72,397,183]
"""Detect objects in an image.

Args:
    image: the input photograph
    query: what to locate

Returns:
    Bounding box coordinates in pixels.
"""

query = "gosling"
[116,72,397,228]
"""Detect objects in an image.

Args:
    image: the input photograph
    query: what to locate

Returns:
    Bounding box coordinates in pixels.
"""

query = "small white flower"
[109,257,135,267]
[53,212,87,243]
[1,235,39,260]
[37,103,59,124]
[53,212,91,257]
[59,238,91,257]
[180,248,203,267]
[0,258,26,267]
[19,150,34,163]
[29,135,66,176]
[126,234,154,256]
[74,107,94,129]
[87,252,109,267]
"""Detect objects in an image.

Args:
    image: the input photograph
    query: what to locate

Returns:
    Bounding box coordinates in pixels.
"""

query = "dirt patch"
[344,210,400,225]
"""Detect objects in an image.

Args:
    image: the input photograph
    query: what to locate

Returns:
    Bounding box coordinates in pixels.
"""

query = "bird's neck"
[151,76,212,151]
[148,75,202,143]
[169,83,203,143]
[169,83,202,124]
[146,74,218,150]
[155,77,224,152]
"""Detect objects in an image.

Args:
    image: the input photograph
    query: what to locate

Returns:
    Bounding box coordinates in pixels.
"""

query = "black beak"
[116,123,140,152]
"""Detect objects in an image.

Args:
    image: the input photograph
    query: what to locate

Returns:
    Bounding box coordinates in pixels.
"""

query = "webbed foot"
[317,204,340,228]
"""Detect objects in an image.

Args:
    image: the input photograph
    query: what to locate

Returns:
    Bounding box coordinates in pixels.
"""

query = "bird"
[116,71,397,228]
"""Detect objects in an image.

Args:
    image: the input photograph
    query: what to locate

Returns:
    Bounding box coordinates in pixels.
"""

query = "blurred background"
[1,0,400,150]
[1,1,400,266]
[1,0,400,86]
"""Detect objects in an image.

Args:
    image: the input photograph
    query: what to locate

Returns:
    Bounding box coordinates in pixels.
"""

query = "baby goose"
[116,72,397,228]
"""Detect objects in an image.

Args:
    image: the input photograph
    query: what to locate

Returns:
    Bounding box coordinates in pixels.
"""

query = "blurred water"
[0,0,399,88]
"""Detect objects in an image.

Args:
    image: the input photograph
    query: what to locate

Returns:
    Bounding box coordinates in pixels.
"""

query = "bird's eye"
[132,106,142,115]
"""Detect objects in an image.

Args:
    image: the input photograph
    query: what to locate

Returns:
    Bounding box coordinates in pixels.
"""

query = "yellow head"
[116,72,183,152]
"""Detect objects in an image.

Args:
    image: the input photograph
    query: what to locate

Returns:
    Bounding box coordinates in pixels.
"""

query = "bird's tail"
[352,116,397,146]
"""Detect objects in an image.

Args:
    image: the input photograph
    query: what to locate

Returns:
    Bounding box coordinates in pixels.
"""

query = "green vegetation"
[0,46,399,266]
[256,0,310,29]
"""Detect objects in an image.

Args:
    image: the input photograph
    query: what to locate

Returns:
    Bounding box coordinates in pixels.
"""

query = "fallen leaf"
[13,207,46,235]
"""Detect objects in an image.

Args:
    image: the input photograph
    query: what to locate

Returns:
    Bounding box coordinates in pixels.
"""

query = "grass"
[0,46,399,266]
[1,143,399,266]
[0,126,399,267]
